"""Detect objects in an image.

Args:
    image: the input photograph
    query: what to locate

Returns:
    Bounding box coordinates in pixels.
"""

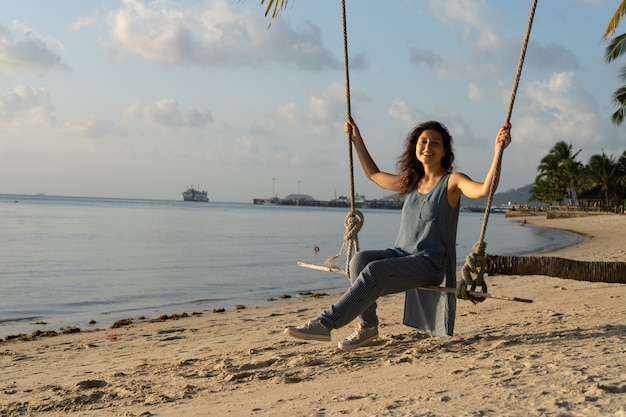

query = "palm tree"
[604,1,626,125]
[617,150,626,201]
[529,178,563,205]
[534,141,582,205]
[534,153,567,204]
[561,157,585,205]
[583,151,619,207]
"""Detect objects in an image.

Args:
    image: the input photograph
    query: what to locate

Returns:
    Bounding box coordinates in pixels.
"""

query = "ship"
[182,186,209,202]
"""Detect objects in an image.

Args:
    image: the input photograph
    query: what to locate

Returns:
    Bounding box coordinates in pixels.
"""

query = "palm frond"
[611,85,626,126]
[604,33,626,63]
[260,0,290,24]
[617,64,626,83]
[612,107,626,126]
[611,85,626,106]
[604,1,626,39]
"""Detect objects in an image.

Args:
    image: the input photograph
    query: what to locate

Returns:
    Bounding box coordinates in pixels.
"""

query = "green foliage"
[532,142,626,209]
[605,2,626,126]
[584,152,619,206]
[260,0,291,24]
[532,141,581,205]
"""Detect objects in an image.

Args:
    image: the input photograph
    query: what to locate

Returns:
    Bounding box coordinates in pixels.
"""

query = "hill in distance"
[459,183,536,208]
[381,184,536,208]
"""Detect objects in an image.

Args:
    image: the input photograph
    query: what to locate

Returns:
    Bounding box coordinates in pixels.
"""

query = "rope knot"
[456,240,488,303]
[343,210,364,241]
[325,209,364,279]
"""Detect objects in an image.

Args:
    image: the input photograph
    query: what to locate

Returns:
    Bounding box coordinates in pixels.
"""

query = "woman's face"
[415,129,446,166]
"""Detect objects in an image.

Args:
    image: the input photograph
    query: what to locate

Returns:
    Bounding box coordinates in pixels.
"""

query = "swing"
[298,0,362,279]
[457,0,626,297]
[456,0,538,303]
[297,0,538,305]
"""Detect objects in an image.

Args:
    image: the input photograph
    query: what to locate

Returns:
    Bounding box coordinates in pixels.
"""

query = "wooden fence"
[485,255,626,283]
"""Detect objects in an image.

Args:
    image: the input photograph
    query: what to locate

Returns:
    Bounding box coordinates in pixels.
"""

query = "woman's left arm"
[451,123,512,200]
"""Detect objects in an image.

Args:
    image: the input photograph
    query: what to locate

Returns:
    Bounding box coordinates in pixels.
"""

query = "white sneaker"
[284,319,331,341]
[337,325,378,351]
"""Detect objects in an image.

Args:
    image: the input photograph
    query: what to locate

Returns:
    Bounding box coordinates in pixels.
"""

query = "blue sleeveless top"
[397,172,460,336]
[394,172,459,262]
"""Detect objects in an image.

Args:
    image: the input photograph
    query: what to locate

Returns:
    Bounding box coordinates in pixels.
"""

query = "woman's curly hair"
[397,121,455,195]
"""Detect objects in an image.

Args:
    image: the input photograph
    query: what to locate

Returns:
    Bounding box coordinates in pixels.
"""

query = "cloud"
[0,23,64,74]
[498,69,626,187]
[348,51,369,71]
[412,1,511,81]
[249,102,301,136]
[251,82,369,142]
[420,0,581,115]
[124,98,213,128]
[62,118,128,138]
[274,102,300,124]
[426,0,579,75]
[526,40,580,71]
[515,72,608,154]
[388,98,416,128]
[212,134,298,171]
[229,136,259,163]
[72,16,98,32]
[269,143,299,166]
[99,0,340,70]
[306,83,346,137]
[409,45,442,70]
[429,0,490,42]
[468,82,486,101]
[0,85,56,124]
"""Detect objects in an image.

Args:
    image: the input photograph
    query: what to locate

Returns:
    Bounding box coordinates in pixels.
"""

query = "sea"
[0,194,581,339]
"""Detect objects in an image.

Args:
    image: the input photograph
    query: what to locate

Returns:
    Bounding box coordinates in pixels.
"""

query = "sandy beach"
[1,214,625,417]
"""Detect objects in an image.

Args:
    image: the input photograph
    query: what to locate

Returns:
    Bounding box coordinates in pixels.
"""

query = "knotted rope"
[325,209,364,274]
[457,0,538,302]
[325,0,362,279]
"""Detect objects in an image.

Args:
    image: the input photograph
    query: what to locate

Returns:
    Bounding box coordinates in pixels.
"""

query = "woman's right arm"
[345,118,405,192]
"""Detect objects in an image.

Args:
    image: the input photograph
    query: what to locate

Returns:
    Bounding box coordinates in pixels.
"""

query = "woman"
[285,118,512,351]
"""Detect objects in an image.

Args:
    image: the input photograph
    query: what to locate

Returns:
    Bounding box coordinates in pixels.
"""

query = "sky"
[0,0,624,203]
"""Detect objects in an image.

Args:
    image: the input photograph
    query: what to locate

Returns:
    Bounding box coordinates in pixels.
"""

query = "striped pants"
[318,249,444,330]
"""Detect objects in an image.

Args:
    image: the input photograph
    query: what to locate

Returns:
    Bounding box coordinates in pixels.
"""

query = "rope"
[326,0,362,279]
[457,0,538,303]
[325,209,364,272]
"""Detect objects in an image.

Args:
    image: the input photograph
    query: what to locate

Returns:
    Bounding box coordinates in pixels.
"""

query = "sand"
[1,214,625,417]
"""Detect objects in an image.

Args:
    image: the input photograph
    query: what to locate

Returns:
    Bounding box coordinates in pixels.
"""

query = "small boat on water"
[182,186,209,202]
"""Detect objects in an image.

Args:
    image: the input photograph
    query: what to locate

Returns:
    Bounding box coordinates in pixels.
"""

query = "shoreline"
[0,212,578,342]
[0,213,594,342]
[520,213,622,261]
[2,214,626,416]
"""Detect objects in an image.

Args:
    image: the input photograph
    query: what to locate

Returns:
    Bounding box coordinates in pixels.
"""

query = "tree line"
[530,141,626,209]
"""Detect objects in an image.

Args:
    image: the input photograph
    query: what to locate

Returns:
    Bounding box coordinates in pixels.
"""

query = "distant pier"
[252,197,402,210]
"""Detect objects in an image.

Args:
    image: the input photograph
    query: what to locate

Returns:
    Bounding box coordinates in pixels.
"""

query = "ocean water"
[0,194,579,338]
